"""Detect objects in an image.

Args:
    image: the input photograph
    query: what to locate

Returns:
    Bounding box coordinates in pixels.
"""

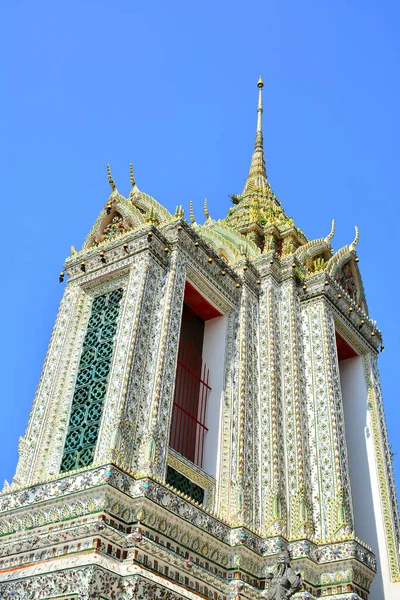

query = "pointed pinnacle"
[204,198,210,220]
[257,76,264,89]
[129,163,136,187]
[242,81,269,196]
[106,164,116,191]
[189,200,195,223]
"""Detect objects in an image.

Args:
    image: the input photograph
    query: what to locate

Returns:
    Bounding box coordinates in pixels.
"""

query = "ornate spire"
[242,77,271,197]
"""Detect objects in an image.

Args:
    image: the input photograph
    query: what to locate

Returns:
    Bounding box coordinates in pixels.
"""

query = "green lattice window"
[60,288,123,473]
[166,466,205,504]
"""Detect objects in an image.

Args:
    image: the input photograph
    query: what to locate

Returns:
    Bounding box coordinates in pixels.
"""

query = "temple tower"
[0,80,399,600]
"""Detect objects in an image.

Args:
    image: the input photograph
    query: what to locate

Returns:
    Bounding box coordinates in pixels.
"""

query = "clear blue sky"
[1,1,400,491]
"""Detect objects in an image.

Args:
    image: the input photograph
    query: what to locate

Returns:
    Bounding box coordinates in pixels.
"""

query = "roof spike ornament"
[349,225,359,252]
[106,163,116,191]
[189,200,195,224]
[174,205,184,218]
[204,198,210,221]
[145,206,158,225]
[324,219,336,244]
[129,163,136,188]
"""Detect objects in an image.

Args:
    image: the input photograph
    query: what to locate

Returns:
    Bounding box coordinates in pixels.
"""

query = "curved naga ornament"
[349,225,359,252]
[266,552,303,600]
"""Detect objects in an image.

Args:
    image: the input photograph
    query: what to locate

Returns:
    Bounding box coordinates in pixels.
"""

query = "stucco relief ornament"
[266,551,302,600]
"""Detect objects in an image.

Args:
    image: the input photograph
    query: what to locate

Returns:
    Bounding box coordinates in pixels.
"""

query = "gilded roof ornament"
[324,219,336,244]
[349,226,359,252]
[145,206,159,224]
[106,163,116,191]
[174,205,184,218]
[189,200,195,224]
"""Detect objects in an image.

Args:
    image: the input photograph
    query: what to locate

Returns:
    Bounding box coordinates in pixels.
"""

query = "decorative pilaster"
[281,280,313,538]
[135,249,186,478]
[302,299,354,541]
[239,284,260,529]
[116,259,167,471]
[259,278,286,536]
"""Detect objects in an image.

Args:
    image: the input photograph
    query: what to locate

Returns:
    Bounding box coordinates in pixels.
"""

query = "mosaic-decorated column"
[259,277,286,536]
[280,280,313,538]
[114,258,167,471]
[134,249,187,478]
[239,284,260,529]
[301,298,354,541]
[216,283,259,527]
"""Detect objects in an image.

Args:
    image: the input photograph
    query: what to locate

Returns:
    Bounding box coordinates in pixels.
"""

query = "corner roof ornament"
[324,219,336,244]
[349,225,359,252]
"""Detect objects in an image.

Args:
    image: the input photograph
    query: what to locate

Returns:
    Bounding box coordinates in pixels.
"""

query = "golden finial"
[129,163,136,187]
[106,164,116,191]
[189,200,195,224]
[349,226,359,252]
[324,219,336,244]
[257,76,264,89]
[174,205,184,218]
[204,198,210,220]
[70,245,77,255]
[145,206,158,224]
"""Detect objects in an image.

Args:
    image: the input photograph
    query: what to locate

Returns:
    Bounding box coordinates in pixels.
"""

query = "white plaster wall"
[201,315,227,478]
[340,356,399,599]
